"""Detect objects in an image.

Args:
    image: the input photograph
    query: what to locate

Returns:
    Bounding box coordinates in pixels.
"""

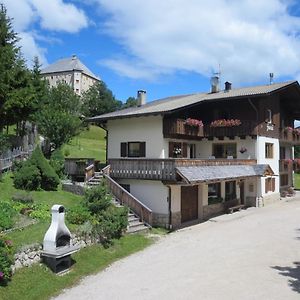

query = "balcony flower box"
[283,127,294,141]
[184,118,204,127]
[210,119,241,127]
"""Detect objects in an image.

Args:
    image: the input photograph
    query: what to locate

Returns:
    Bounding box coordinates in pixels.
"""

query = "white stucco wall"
[107,116,166,158]
[165,136,256,159]
[256,136,280,195]
[117,179,169,214]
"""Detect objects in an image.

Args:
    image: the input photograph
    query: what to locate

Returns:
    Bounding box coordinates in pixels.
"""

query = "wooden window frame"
[265,177,275,193]
[212,143,237,159]
[120,142,146,158]
[225,180,237,201]
[265,143,273,159]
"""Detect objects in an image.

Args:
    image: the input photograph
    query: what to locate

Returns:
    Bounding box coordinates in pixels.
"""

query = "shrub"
[67,205,92,225]
[12,192,33,204]
[0,202,17,231]
[29,203,51,221]
[93,206,128,245]
[0,236,13,285]
[50,149,65,178]
[11,159,25,172]
[13,147,59,191]
[30,147,59,191]
[84,181,112,215]
[13,164,41,190]
[64,148,70,157]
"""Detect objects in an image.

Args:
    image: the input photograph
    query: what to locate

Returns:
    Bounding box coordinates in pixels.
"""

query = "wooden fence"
[0,145,35,172]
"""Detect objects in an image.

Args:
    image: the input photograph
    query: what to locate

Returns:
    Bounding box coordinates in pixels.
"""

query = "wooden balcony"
[163,118,257,139]
[279,159,293,174]
[279,129,300,144]
[163,118,204,139]
[108,158,257,181]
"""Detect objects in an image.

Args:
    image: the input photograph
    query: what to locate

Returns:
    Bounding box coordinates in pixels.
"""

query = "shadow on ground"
[272,262,300,294]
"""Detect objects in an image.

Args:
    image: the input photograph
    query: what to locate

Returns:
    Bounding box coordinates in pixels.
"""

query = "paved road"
[54,198,300,300]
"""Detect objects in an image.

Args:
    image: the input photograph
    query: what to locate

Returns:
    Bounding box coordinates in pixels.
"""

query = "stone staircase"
[87,172,150,234]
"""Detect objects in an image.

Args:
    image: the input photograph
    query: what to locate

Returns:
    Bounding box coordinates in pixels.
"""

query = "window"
[265,177,275,193]
[265,143,273,158]
[76,79,79,83]
[168,141,187,158]
[208,183,222,205]
[120,142,146,157]
[249,183,254,193]
[213,143,237,159]
[189,144,196,158]
[225,181,236,201]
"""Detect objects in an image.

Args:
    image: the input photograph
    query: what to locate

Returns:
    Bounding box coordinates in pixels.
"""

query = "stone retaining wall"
[62,182,85,195]
[11,234,94,273]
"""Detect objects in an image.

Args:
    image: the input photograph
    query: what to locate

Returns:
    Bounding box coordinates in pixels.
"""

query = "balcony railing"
[163,118,257,139]
[279,159,293,174]
[279,129,300,144]
[109,158,257,181]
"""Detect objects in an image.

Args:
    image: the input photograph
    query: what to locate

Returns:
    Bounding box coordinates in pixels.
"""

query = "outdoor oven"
[42,204,79,273]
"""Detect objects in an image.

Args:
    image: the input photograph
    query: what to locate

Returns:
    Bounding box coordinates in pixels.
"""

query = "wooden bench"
[228,204,245,214]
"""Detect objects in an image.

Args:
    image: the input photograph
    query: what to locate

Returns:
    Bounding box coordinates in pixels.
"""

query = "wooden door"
[181,186,198,223]
[240,181,245,205]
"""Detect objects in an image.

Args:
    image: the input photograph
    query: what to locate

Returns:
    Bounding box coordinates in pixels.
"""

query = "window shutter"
[265,178,268,194]
[121,142,127,157]
[271,178,275,192]
[169,142,174,158]
[140,142,146,157]
[182,143,187,157]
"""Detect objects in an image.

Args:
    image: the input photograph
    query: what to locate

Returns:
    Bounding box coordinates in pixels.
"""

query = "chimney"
[224,81,232,91]
[72,54,77,60]
[137,90,146,106]
[210,76,219,93]
[269,73,274,85]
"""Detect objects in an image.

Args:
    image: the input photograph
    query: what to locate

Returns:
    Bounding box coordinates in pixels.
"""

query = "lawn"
[0,234,153,300]
[294,173,300,189]
[62,125,106,161]
[0,172,82,250]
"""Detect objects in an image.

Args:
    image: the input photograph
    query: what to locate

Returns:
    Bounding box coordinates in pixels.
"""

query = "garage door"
[181,186,198,223]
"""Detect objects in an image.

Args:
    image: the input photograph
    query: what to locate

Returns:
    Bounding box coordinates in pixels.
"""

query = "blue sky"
[3,0,300,102]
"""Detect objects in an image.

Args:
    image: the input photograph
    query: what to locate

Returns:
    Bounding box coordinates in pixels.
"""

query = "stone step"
[127,224,150,234]
[128,214,139,222]
[128,219,143,227]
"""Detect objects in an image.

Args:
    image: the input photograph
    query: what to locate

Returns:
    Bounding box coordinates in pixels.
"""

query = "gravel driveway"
[54,197,300,300]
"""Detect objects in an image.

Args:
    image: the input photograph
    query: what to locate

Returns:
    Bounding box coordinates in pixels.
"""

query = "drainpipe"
[168,186,172,230]
[247,97,259,135]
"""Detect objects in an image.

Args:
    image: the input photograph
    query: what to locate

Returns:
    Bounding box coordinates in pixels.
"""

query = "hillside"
[62,125,106,161]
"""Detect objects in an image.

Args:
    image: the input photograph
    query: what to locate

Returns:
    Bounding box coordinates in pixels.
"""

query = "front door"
[181,186,198,223]
[240,181,245,205]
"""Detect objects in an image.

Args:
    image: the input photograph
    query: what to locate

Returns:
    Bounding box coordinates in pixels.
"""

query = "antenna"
[269,73,274,85]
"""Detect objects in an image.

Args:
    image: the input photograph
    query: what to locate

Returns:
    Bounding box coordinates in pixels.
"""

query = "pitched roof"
[89,80,298,122]
[41,55,99,80]
[176,164,274,184]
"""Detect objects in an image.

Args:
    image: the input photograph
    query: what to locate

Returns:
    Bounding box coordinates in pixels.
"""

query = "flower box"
[210,119,241,127]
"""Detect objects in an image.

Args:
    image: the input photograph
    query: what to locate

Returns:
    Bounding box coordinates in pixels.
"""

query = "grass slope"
[0,173,82,250]
[294,173,300,189]
[62,125,106,161]
[0,234,152,300]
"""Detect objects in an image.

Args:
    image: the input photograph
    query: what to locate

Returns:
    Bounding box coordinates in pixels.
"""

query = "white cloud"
[19,32,48,67]
[95,0,300,84]
[30,0,88,33]
[2,0,89,67]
